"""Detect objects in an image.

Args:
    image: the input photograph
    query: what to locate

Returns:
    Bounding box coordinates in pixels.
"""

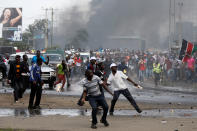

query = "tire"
[0,70,3,81]
[49,81,54,90]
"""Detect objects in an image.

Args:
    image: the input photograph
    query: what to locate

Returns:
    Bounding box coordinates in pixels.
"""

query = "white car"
[43,53,63,69]
[79,52,90,63]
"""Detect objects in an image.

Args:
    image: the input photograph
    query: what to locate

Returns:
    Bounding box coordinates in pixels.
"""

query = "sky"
[2,0,197,49]
[0,0,91,31]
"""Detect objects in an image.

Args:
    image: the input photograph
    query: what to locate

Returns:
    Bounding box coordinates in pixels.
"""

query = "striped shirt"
[82,75,103,96]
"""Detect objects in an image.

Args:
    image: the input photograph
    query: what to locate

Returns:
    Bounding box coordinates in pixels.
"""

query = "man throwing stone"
[107,63,142,115]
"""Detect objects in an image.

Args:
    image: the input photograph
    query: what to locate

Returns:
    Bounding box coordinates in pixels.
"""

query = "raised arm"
[45,56,49,65]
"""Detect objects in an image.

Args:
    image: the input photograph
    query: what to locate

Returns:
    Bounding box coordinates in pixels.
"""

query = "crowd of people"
[2,48,197,129]
[63,48,197,88]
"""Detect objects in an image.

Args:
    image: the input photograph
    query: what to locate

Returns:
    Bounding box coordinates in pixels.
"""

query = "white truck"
[9,54,56,89]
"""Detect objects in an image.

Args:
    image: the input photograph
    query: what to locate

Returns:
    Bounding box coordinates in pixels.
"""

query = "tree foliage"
[26,19,47,34]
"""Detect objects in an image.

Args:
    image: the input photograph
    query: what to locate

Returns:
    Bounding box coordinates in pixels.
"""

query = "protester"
[118,61,128,74]
[81,69,113,129]
[68,55,75,81]
[8,55,22,102]
[186,55,195,83]
[20,54,30,98]
[87,56,97,73]
[54,60,67,91]
[153,60,161,87]
[146,55,154,79]
[138,56,146,83]
[77,56,97,106]
[75,55,82,76]
[32,50,49,65]
[28,58,44,109]
[107,63,142,116]
[95,62,107,96]
[0,55,7,86]
[65,56,71,88]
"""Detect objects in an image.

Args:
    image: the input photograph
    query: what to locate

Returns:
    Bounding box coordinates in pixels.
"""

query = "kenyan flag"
[179,39,197,62]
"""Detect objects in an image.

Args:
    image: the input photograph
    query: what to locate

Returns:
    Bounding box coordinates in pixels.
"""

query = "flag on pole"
[179,39,197,62]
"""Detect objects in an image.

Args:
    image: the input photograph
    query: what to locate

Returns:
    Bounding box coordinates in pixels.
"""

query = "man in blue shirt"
[28,58,44,110]
[32,50,49,65]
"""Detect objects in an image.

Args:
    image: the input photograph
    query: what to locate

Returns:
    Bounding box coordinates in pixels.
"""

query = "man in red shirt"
[138,57,146,83]
[186,55,195,82]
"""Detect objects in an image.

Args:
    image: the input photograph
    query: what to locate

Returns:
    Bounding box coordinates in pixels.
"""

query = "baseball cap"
[110,63,117,68]
[90,56,96,60]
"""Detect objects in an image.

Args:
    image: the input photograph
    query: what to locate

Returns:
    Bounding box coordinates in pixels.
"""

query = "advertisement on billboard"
[0,8,22,41]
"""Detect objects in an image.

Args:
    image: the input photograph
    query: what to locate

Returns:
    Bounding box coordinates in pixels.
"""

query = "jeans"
[154,72,160,86]
[110,89,141,113]
[65,71,70,88]
[69,68,74,80]
[12,80,23,101]
[75,66,82,76]
[139,70,145,82]
[29,82,42,107]
[20,76,29,98]
[167,69,174,81]
[88,95,109,124]
[146,68,153,78]
[186,69,194,82]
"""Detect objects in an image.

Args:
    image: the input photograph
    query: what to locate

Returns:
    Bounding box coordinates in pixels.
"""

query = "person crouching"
[81,69,113,129]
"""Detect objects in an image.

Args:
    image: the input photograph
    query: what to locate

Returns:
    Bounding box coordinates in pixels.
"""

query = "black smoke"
[87,0,169,49]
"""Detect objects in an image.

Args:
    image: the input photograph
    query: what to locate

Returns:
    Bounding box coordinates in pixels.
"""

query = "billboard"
[0,8,22,41]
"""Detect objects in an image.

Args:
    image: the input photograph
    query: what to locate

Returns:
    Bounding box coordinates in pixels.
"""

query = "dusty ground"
[0,93,196,110]
[0,93,197,131]
[0,116,197,131]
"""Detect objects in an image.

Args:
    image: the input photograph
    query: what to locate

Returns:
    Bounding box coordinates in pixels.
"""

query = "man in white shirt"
[107,63,142,115]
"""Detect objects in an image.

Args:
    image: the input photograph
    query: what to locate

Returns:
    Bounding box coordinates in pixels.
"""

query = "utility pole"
[178,1,183,47]
[51,8,53,48]
[42,7,59,49]
[45,8,49,49]
[173,0,176,45]
[169,0,172,51]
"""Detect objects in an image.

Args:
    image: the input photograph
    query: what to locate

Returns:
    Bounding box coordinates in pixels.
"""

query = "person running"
[8,55,22,102]
[81,69,113,129]
[28,58,44,110]
[20,54,30,98]
[54,60,67,91]
[107,63,142,115]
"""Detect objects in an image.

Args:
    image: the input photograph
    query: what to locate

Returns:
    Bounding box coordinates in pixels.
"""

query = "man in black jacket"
[8,55,22,102]
[95,62,107,97]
